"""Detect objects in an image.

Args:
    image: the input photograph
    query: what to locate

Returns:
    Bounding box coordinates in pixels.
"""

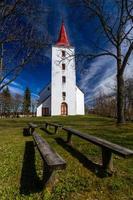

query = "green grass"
[0,115,133,200]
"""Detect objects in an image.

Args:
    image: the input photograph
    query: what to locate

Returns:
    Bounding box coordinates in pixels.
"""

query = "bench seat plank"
[28,123,38,128]
[33,132,66,170]
[63,127,133,158]
[46,122,62,127]
[44,122,62,128]
[42,122,62,134]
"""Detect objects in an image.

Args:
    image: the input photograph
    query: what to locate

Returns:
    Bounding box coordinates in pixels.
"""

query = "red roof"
[56,22,70,46]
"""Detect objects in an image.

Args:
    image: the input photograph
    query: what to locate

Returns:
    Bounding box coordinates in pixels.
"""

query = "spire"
[56,21,70,47]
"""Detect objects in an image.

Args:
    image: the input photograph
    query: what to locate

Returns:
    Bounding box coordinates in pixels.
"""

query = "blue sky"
[7,0,133,106]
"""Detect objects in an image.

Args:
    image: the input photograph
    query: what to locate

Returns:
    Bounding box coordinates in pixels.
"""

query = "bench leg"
[66,132,72,145]
[31,127,35,134]
[43,164,55,190]
[23,127,30,136]
[45,123,48,130]
[55,126,58,134]
[102,147,113,173]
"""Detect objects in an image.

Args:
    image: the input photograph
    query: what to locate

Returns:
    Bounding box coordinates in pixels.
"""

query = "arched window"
[61,102,68,115]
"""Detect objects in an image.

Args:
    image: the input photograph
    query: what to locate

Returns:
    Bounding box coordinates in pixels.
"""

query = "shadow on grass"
[40,127,55,135]
[55,137,111,178]
[23,128,30,136]
[20,141,43,195]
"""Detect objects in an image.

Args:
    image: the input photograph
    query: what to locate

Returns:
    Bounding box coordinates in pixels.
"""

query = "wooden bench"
[32,131,66,188]
[63,127,133,173]
[42,122,62,134]
[28,123,38,134]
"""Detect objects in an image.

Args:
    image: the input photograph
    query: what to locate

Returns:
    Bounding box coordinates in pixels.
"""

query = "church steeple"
[56,21,70,47]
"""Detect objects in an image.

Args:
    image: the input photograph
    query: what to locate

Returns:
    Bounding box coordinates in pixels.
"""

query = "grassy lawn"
[0,115,133,200]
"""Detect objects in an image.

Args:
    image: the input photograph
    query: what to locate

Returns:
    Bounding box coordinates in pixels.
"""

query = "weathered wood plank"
[42,122,62,134]
[28,123,38,134]
[63,127,133,158]
[43,122,62,128]
[32,132,66,170]
[28,123,38,128]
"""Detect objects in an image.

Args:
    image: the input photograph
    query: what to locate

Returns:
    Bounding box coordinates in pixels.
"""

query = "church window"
[62,76,66,83]
[42,107,49,116]
[62,50,66,57]
[62,92,66,100]
[62,92,66,97]
[62,63,65,70]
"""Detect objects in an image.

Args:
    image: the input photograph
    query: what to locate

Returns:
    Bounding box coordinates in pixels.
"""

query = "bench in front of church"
[62,127,133,174]
[32,131,66,188]
[23,123,38,136]
[28,123,38,134]
[41,122,62,134]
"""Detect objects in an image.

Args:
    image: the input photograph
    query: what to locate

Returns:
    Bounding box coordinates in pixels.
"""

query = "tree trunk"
[117,72,125,123]
[116,43,125,124]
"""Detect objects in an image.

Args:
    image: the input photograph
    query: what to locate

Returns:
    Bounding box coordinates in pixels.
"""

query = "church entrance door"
[61,102,68,115]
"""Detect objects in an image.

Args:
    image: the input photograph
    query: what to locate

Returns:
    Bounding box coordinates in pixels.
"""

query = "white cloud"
[9,87,23,96]
[31,93,39,99]
[9,84,24,95]
[8,80,39,100]
[10,81,22,88]
[79,54,133,105]
[124,57,133,79]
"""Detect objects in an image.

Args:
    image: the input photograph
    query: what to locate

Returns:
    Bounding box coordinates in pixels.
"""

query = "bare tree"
[92,92,117,118]
[68,0,133,123]
[125,0,133,21]
[11,93,23,117]
[91,78,133,121]
[31,99,38,116]
[0,0,50,91]
[124,78,133,120]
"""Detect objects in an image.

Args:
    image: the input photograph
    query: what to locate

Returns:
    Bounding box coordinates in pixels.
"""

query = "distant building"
[37,22,84,116]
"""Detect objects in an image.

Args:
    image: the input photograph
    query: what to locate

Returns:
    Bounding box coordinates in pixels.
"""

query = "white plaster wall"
[76,87,85,115]
[37,104,42,116]
[37,96,51,116]
[51,45,76,115]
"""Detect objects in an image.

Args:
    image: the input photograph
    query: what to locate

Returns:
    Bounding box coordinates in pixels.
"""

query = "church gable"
[38,83,51,105]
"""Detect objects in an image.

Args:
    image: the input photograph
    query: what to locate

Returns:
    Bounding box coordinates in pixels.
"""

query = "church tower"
[51,22,76,115]
[37,21,84,117]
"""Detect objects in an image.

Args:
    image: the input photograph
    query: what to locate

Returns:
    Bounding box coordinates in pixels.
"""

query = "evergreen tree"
[23,87,31,115]
[1,87,11,116]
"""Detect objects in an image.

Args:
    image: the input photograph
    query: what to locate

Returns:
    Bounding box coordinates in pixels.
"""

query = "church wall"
[36,104,42,116]
[76,87,85,115]
[51,46,76,116]
[42,96,51,115]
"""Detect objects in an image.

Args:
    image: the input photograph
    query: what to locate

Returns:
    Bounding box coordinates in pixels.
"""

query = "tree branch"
[121,42,133,73]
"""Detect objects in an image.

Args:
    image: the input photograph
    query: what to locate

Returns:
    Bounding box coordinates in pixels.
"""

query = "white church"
[37,22,85,116]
